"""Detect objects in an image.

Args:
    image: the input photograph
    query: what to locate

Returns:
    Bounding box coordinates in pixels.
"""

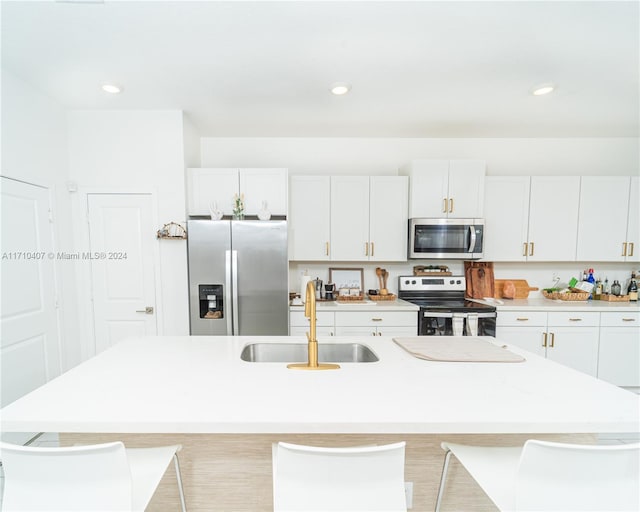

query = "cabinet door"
[527,176,580,261]
[546,327,599,377]
[403,160,449,218]
[598,327,640,386]
[626,176,639,262]
[496,326,546,357]
[186,168,238,216]
[369,176,408,261]
[576,176,630,261]
[239,168,288,215]
[289,176,330,260]
[483,177,530,261]
[330,176,370,261]
[447,160,485,218]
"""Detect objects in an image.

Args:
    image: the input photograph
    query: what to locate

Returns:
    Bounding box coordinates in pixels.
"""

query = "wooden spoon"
[380,269,389,295]
[375,267,384,291]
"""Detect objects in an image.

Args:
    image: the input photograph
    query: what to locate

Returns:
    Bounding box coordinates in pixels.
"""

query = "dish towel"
[392,336,525,363]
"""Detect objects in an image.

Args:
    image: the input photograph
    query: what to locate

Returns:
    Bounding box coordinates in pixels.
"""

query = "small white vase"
[257,200,271,221]
[209,201,223,221]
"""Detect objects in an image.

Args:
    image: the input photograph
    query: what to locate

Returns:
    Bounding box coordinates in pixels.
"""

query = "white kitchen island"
[2,335,638,511]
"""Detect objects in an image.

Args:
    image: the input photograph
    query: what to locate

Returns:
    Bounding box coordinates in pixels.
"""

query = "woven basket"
[367,293,397,301]
[336,294,364,302]
[543,290,589,301]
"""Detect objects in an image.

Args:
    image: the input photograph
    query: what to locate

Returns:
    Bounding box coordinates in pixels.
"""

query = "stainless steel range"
[398,275,497,336]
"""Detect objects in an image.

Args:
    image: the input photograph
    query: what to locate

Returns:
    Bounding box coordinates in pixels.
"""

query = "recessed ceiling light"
[102,84,122,94]
[531,83,556,96]
[330,82,351,95]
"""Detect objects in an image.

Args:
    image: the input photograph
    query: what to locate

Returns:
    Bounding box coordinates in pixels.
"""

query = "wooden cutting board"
[494,279,539,299]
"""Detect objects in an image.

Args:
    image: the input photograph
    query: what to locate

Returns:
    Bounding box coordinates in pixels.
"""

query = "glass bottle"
[604,277,610,295]
[628,273,638,301]
[611,280,621,296]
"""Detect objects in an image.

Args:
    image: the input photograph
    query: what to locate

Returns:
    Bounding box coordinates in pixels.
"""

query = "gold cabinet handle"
[325,242,329,256]
[529,242,534,256]
[365,242,369,256]
[549,332,555,348]
[516,317,529,321]
[371,318,383,322]
[371,242,375,257]
[629,242,634,257]
[449,198,454,213]
[542,332,548,347]
[523,243,528,257]
[443,198,448,213]
[622,318,636,322]
[622,242,628,257]
[569,318,582,322]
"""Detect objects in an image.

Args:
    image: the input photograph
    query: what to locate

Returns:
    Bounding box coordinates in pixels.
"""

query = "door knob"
[136,307,154,314]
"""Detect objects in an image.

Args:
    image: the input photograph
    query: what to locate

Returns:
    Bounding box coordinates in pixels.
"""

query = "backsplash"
[289,261,639,298]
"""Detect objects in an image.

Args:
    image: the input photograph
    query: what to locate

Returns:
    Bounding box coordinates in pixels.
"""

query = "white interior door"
[87,194,157,353]
[1,178,60,411]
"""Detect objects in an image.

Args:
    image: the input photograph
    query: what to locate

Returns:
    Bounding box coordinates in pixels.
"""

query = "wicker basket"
[336,294,365,302]
[543,290,589,301]
[367,293,397,301]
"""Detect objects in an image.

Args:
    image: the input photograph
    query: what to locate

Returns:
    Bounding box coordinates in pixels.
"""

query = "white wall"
[0,70,80,371]
[200,137,639,176]
[67,110,189,356]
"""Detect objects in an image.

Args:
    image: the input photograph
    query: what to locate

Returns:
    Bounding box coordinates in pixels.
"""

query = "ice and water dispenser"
[198,284,224,319]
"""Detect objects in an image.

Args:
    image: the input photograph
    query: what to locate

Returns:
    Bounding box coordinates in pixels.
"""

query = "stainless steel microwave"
[409,218,484,259]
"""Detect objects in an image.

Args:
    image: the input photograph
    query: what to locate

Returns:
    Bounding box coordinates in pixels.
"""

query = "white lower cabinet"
[290,311,335,338]
[334,311,417,337]
[496,311,599,377]
[598,312,640,387]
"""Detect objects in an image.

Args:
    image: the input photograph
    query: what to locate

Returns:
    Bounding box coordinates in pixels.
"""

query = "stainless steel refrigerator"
[187,220,289,335]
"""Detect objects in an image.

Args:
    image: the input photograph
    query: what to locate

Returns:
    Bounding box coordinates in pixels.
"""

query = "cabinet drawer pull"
[622,242,628,257]
[542,332,547,348]
[629,242,635,257]
[622,318,636,322]
[365,242,369,256]
[443,198,448,213]
[371,318,383,322]
[449,198,454,213]
[516,317,529,321]
[371,242,375,257]
[529,242,534,256]
[549,332,555,348]
[569,318,582,322]
[523,243,528,257]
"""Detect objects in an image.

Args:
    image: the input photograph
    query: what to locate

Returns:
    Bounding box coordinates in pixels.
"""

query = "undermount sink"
[240,343,379,363]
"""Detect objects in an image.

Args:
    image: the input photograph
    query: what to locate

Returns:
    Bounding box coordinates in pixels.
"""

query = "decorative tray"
[599,294,630,302]
[542,290,589,301]
[413,265,452,276]
[336,294,365,302]
[367,293,397,301]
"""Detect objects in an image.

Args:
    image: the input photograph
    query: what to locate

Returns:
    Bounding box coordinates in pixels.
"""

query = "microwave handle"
[468,225,477,253]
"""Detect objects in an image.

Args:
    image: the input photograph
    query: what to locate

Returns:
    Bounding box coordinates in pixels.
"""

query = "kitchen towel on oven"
[392,337,525,363]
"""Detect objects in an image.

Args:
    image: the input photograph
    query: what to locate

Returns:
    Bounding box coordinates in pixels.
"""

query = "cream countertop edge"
[1,335,638,435]
[491,297,640,312]
[290,298,420,312]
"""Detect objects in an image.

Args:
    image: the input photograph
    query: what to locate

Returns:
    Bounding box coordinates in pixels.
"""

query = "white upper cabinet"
[576,176,632,261]
[526,176,580,261]
[331,176,370,261]
[369,176,408,261]
[483,176,531,261]
[187,168,288,216]
[289,176,331,261]
[627,177,639,262]
[400,160,485,218]
[289,175,408,262]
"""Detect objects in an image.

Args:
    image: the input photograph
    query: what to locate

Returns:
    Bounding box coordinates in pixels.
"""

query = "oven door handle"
[423,312,455,318]
[468,225,477,253]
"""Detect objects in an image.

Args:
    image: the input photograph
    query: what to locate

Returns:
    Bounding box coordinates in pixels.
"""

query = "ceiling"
[2,1,638,138]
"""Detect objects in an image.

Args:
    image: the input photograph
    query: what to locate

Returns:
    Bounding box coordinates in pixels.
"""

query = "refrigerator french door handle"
[468,225,477,253]
[232,250,239,335]
[225,250,233,335]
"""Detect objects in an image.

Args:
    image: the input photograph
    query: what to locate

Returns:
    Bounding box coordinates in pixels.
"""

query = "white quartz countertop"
[2,335,638,435]
[491,297,640,312]
[290,298,419,311]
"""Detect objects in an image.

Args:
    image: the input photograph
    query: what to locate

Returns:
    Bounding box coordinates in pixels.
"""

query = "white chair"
[434,439,640,512]
[272,441,407,511]
[0,441,187,511]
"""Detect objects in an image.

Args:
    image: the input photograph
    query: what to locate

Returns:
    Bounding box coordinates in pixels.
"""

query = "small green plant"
[233,193,245,219]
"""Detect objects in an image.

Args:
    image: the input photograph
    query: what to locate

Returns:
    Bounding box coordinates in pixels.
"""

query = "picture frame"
[329,267,364,294]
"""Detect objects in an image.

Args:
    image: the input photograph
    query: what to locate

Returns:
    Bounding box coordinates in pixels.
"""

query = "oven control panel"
[398,275,466,292]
